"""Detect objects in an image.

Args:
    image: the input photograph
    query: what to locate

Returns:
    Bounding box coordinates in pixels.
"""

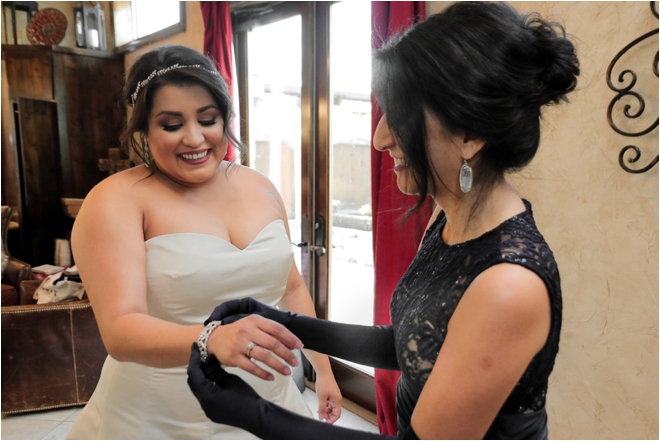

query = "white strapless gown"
[66,220,312,439]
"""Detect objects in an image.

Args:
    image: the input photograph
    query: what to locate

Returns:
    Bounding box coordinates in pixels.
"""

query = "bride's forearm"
[101,312,204,367]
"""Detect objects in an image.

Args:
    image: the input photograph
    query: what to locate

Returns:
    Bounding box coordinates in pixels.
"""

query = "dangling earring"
[459,158,473,193]
[143,141,151,168]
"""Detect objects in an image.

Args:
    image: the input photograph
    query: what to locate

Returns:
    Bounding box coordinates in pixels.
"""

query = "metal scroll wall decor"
[606,1,659,173]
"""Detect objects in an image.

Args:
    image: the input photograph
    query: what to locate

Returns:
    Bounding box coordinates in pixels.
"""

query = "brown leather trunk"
[1,281,107,415]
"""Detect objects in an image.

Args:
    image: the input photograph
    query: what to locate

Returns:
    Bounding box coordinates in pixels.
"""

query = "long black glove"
[188,345,418,439]
[206,297,399,371]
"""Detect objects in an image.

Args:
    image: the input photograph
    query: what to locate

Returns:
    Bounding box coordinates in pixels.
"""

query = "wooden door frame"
[232,1,377,413]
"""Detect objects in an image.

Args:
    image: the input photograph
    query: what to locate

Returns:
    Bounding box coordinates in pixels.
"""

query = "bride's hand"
[206,315,303,381]
[314,370,342,423]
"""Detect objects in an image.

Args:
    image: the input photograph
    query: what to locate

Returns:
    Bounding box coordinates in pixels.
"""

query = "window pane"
[135,0,180,38]
[114,1,181,46]
[329,2,374,375]
[247,16,303,270]
[113,2,134,47]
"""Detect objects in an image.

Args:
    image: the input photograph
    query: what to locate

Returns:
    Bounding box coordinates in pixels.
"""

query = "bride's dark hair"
[121,44,245,167]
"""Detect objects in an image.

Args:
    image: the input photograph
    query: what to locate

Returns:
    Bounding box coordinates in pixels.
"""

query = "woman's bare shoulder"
[225,163,278,193]
[89,165,152,195]
[80,166,152,215]
[227,162,268,181]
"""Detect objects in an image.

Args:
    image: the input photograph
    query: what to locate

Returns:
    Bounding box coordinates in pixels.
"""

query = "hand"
[187,344,260,428]
[207,297,295,327]
[190,345,382,440]
[314,371,342,424]
[206,313,303,381]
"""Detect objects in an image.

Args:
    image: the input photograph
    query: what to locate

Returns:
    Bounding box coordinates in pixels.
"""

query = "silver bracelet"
[197,320,222,362]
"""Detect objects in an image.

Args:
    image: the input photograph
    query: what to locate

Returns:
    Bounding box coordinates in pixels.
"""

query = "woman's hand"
[188,344,262,427]
[206,314,303,381]
[314,370,342,423]
[189,345,386,440]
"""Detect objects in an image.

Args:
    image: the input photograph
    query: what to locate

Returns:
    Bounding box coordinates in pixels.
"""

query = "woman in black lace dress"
[187,2,580,439]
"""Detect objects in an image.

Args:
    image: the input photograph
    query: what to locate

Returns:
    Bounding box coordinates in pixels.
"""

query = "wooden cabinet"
[1,45,124,265]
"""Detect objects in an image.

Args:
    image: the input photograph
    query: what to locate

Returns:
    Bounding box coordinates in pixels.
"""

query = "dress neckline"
[433,199,532,248]
[144,219,284,251]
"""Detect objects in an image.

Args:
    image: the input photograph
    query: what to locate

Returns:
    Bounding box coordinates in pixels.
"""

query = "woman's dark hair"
[373,1,580,212]
[121,44,245,166]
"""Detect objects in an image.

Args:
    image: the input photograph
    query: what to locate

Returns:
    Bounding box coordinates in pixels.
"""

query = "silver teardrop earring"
[459,158,473,193]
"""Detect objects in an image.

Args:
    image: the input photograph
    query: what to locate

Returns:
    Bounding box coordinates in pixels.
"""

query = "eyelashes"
[161,119,217,132]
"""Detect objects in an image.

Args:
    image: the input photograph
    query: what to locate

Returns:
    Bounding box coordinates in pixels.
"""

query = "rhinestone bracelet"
[197,320,222,362]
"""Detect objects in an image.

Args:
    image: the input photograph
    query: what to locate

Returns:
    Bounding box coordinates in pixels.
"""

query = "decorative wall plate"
[27,8,68,46]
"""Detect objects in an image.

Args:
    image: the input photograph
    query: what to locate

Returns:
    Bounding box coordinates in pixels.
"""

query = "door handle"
[291,241,326,255]
[312,216,326,256]
[291,216,326,256]
[309,245,326,255]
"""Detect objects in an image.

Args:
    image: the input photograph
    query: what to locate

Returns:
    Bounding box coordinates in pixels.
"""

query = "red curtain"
[371,1,429,436]
[200,1,236,162]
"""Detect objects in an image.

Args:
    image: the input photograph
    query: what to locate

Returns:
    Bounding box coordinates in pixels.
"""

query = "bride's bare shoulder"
[225,162,276,190]
[82,165,155,209]
[92,165,154,191]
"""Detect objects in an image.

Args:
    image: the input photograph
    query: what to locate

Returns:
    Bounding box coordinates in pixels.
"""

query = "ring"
[246,341,257,358]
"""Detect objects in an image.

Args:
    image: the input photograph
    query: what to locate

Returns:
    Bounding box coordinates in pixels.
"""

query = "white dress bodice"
[66,220,312,440]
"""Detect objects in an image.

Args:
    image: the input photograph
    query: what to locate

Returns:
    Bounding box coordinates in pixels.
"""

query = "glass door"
[243,15,305,271]
[233,1,377,412]
[327,1,374,375]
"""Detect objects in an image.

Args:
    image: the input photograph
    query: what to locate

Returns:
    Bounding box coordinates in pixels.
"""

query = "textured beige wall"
[427,2,659,439]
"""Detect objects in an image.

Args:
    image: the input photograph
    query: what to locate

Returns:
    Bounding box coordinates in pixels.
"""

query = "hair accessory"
[198,320,223,362]
[460,158,473,193]
[246,341,257,359]
[131,63,219,106]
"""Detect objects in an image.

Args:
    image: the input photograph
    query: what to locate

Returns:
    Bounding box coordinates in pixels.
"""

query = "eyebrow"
[155,105,219,118]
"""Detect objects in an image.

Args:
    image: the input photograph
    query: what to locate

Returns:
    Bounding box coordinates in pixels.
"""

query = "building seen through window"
[245,2,374,375]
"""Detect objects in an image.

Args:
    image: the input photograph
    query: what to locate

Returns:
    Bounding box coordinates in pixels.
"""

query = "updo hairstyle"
[121,44,244,165]
[372,1,580,210]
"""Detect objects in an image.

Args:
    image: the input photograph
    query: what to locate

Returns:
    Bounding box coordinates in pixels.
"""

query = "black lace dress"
[390,199,562,440]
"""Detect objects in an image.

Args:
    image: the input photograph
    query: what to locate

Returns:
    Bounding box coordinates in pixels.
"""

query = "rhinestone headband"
[130,63,219,106]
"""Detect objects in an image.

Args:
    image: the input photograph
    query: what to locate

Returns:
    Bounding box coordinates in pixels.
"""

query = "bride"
[66,44,341,440]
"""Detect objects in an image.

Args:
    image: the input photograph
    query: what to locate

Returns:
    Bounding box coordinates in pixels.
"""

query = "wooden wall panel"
[2,46,53,101]
[2,45,124,264]
[17,98,64,266]
[1,59,21,216]
[53,51,125,198]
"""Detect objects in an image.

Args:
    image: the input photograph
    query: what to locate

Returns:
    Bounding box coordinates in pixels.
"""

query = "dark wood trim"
[305,378,378,425]
[1,59,21,215]
[232,1,303,33]
[49,45,124,59]
[16,98,64,265]
[51,52,71,197]
[300,2,314,301]
[1,44,120,60]
[330,359,377,413]
[233,30,249,166]
[312,1,331,321]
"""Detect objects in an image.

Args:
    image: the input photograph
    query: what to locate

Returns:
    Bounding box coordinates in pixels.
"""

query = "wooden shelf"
[61,198,84,219]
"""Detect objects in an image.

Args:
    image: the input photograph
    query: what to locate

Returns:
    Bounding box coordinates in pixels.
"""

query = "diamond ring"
[246,341,257,358]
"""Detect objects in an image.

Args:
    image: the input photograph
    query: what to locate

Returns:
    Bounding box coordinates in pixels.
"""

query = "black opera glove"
[206,297,399,370]
[187,345,418,440]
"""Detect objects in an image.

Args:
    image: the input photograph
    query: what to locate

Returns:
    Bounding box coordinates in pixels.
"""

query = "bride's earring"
[143,141,151,168]
[459,158,473,193]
